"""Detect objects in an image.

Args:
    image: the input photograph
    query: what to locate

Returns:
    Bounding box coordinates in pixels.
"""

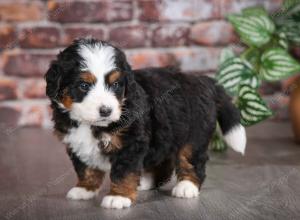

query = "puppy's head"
[45,38,132,127]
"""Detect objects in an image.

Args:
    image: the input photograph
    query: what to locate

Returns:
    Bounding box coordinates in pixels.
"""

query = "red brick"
[19,104,44,127]
[44,106,53,128]
[190,21,237,46]
[171,48,222,72]
[163,0,217,21]
[152,25,189,47]
[127,47,221,72]
[127,50,177,69]
[3,52,55,77]
[23,79,46,99]
[0,105,21,129]
[0,78,17,101]
[48,0,132,23]
[218,0,284,18]
[0,25,16,49]
[138,0,160,22]
[19,27,61,49]
[109,25,147,48]
[139,0,217,22]
[62,26,105,46]
[0,2,44,21]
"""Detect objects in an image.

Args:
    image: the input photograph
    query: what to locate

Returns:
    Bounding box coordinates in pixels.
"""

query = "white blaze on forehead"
[78,42,116,79]
[69,42,121,126]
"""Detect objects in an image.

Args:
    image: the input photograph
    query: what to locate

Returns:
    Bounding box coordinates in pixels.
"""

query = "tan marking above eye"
[107,71,122,85]
[80,72,97,84]
[62,89,73,109]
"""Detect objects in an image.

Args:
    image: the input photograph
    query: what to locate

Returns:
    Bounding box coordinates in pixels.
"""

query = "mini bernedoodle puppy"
[45,38,246,209]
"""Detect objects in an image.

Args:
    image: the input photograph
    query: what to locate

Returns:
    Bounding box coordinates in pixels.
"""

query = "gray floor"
[1,121,300,220]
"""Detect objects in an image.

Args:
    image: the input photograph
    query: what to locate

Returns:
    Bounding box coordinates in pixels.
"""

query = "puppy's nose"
[99,106,112,117]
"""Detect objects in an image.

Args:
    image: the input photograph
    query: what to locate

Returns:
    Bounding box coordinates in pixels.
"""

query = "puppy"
[45,38,246,209]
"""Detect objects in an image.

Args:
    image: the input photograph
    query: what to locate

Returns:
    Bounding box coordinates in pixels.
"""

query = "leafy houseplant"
[211,0,300,152]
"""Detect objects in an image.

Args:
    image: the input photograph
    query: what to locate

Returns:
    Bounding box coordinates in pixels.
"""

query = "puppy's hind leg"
[138,157,175,191]
[138,171,155,191]
[172,144,208,198]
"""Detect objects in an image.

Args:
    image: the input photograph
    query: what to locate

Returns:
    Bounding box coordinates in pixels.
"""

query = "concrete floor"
[1,121,300,220]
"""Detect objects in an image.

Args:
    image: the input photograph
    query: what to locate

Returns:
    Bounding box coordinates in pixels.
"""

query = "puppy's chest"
[62,124,112,171]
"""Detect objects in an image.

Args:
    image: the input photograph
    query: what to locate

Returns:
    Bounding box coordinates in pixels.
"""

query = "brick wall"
[0,0,287,129]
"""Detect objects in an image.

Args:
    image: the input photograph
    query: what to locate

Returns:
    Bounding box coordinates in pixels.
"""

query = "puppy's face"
[45,39,131,127]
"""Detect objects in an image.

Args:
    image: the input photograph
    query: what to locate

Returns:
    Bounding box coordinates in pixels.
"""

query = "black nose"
[99,106,112,117]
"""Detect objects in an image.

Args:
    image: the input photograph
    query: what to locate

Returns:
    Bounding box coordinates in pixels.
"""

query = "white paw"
[66,187,98,200]
[101,195,132,209]
[138,172,154,191]
[172,180,199,198]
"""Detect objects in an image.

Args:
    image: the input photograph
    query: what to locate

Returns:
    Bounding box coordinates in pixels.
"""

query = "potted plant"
[211,0,300,151]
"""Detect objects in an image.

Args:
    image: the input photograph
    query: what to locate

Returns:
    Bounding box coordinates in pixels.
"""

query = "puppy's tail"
[215,85,247,155]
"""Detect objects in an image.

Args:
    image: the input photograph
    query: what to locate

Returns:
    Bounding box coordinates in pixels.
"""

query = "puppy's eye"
[111,82,119,90]
[79,82,90,91]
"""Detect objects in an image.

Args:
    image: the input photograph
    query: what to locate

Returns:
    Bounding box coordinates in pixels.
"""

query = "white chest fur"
[63,124,111,171]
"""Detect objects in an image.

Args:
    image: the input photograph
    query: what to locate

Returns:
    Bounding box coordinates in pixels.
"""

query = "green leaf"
[260,48,300,81]
[278,22,300,46]
[274,1,300,27]
[283,0,300,11]
[228,14,275,47]
[278,32,289,49]
[219,47,236,65]
[217,57,259,95]
[242,6,268,16]
[240,47,261,70]
[237,85,273,126]
[275,2,300,46]
[210,126,228,152]
[242,74,261,89]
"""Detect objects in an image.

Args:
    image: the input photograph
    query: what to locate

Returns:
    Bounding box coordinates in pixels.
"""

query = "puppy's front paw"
[66,187,98,200]
[101,195,132,209]
[172,180,199,198]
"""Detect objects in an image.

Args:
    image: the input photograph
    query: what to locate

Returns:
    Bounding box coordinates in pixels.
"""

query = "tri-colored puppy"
[45,38,246,209]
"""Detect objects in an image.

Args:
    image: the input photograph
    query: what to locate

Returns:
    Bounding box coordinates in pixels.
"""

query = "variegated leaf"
[217,58,258,95]
[260,48,300,81]
[237,85,273,126]
[219,47,236,65]
[242,6,268,16]
[228,14,275,47]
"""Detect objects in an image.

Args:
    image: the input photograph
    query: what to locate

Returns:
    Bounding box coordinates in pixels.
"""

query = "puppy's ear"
[115,47,132,73]
[45,61,62,101]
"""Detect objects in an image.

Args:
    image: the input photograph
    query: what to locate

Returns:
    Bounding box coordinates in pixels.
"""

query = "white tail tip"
[224,124,247,155]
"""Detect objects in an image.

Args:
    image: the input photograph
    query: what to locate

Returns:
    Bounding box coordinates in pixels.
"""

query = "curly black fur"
[45,38,241,194]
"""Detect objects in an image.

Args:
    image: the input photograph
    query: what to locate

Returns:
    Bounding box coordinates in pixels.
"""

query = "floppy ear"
[45,61,62,101]
[114,47,135,96]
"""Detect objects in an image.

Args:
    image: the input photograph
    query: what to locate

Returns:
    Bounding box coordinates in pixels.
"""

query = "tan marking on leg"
[177,144,200,187]
[109,173,139,201]
[77,168,105,191]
